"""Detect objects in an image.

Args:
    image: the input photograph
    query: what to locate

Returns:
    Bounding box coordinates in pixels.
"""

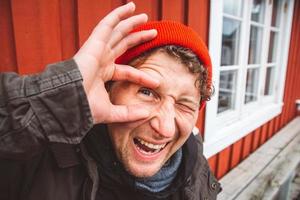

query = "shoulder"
[184,135,222,200]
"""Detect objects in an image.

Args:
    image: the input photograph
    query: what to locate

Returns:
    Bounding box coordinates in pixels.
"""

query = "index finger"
[92,2,136,41]
[112,64,160,88]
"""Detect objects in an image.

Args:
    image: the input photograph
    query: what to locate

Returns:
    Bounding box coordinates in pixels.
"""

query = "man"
[0,2,221,200]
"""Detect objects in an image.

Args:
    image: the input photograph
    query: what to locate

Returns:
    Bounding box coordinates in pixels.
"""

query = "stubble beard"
[118,145,165,178]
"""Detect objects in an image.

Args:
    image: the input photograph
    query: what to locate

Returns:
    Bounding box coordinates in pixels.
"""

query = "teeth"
[136,145,160,155]
[137,138,166,150]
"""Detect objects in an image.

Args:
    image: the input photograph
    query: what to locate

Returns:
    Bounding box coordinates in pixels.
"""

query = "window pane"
[271,0,281,27]
[223,0,243,16]
[245,68,259,104]
[264,67,275,95]
[251,0,266,23]
[248,26,263,64]
[218,70,237,113]
[268,31,278,63]
[221,18,241,66]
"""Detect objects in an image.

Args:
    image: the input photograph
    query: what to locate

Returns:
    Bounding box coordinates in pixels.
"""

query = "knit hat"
[116,21,212,109]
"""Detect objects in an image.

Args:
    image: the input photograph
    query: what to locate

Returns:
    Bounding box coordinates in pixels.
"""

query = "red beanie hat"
[116,21,212,109]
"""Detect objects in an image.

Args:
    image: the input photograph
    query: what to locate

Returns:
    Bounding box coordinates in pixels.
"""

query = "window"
[204,0,295,157]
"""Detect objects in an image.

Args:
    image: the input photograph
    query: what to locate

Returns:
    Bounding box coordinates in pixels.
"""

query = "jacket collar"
[84,124,199,198]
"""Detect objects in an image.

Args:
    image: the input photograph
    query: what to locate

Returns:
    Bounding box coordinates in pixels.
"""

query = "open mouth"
[133,138,168,155]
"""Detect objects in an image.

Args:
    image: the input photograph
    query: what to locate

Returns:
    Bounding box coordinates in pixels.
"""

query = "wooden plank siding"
[229,139,243,169]
[0,0,299,180]
[0,0,18,72]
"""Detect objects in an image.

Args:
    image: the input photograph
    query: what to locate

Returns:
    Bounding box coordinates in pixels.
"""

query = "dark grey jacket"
[0,60,221,200]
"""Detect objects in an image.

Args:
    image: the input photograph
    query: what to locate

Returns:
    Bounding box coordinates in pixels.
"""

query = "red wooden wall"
[0,0,209,134]
[1,0,299,180]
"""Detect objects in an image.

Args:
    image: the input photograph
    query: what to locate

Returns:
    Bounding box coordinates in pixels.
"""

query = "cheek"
[108,124,131,157]
[108,125,122,146]
[175,112,198,139]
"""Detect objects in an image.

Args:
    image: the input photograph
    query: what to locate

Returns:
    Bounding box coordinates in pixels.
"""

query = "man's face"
[108,51,200,177]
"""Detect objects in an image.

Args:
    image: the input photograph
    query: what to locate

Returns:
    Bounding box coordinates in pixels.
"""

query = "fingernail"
[140,13,148,21]
[150,29,158,36]
[127,2,135,9]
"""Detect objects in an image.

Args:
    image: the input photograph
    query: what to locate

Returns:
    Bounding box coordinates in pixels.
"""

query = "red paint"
[216,146,231,179]
[0,0,17,72]
[251,128,261,152]
[77,0,124,46]
[208,154,217,175]
[196,110,205,138]
[161,0,185,23]
[132,0,160,21]
[11,0,63,74]
[260,124,268,145]
[274,116,280,133]
[230,140,243,168]
[241,133,253,160]
[59,0,78,60]
[188,0,209,43]
[267,120,275,139]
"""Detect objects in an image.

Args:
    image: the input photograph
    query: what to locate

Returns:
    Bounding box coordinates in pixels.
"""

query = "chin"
[124,161,164,178]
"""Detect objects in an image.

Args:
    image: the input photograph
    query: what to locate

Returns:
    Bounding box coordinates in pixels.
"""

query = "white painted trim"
[223,13,243,21]
[206,0,223,133]
[204,103,283,158]
[276,0,295,104]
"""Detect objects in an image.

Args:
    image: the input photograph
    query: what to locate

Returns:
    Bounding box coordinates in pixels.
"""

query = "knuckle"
[116,29,125,39]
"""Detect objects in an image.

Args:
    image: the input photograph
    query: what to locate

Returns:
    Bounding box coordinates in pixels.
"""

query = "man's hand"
[73,2,158,124]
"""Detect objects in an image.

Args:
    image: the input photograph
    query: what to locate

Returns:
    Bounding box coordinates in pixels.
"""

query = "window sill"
[203,102,283,158]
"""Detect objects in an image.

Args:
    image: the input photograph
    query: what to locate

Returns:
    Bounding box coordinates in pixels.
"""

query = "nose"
[149,99,176,138]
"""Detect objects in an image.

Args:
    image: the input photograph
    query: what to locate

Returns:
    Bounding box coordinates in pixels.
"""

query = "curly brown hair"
[129,45,214,104]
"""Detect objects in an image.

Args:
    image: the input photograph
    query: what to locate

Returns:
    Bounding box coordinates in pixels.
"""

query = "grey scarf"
[135,148,182,192]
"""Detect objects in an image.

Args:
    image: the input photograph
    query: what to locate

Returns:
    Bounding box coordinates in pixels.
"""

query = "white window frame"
[204,0,295,158]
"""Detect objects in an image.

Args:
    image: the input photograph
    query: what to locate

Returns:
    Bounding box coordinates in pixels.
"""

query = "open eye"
[138,87,154,97]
